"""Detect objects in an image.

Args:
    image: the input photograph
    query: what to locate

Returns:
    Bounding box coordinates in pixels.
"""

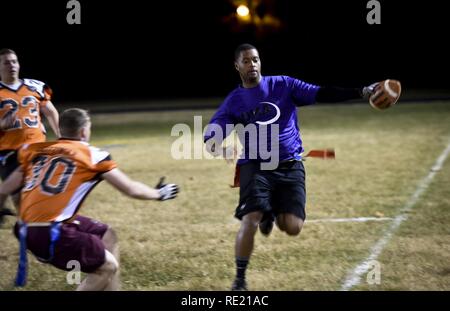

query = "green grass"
[1,101,450,290]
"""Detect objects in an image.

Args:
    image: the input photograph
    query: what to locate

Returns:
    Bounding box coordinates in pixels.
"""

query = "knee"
[285,225,301,236]
[242,218,259,229]
[241,213,263,232]
[283,218,304,236]
[241,220,259,234]
[100,251,119,276]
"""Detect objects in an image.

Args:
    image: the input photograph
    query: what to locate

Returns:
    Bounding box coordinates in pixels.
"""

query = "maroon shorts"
[14,215,109,273]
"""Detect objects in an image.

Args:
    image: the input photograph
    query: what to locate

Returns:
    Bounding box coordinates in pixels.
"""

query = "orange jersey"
[0,79,52,150]
[18,140,117,223]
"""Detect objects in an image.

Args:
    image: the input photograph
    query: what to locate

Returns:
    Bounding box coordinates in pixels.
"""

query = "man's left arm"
[289,75,378,104]
[315,84,378,103]
[41,101,60,138]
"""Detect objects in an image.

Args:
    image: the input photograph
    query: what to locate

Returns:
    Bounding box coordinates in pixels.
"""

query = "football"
[369,79,402,110]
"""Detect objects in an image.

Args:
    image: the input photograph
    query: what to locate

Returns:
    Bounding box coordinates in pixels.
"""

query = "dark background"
[1,0,449,103]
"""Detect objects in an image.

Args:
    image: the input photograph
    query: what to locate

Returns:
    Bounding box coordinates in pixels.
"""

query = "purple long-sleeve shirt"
[204,75,320,165]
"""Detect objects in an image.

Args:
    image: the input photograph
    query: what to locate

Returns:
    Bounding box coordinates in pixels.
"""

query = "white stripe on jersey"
[89,145,111,165]
[23,79,46,98]
[55,180,98,222]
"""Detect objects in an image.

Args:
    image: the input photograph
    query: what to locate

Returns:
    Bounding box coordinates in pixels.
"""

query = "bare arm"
[0,112,15,130]
[102,168,162,200]
[41,101,60,138]
[0,168,24,209]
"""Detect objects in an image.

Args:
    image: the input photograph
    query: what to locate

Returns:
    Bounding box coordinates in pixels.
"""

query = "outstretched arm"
[102,168,178,201]
[41,101,60,138]
[316,84,378,103]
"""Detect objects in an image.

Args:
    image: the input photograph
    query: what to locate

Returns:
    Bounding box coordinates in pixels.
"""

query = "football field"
[1,101,449,290]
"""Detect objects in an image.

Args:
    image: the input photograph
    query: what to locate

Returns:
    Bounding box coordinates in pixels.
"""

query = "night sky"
[1,0,449,103]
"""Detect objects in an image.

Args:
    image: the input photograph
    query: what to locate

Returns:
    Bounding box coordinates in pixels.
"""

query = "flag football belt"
[277,159,302,169]
[231,158,302,187]
[15,220,62,287]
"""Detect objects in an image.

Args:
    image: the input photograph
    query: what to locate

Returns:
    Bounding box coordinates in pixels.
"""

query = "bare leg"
[232,211,264,290]
[276,213,304,236]
[102,228,121,291]
[236,211,264,258]
[76,250,118,291]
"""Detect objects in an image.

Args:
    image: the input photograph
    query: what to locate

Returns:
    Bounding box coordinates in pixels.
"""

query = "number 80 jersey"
[0,79,52,150]
[18,140,117,223]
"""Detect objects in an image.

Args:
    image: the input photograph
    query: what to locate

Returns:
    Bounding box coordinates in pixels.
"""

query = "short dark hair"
[234,43,257,61]
[59,108,90,138]
[0,48,17,57]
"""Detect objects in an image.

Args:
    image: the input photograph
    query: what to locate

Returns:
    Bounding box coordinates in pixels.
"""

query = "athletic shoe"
[231,278,248,291]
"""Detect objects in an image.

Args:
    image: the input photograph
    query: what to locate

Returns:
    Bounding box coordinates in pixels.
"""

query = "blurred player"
[0,108,179,290]
[204,43,379,290]
[0,48,60,220]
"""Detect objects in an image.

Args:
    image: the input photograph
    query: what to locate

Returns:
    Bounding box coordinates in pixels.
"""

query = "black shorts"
[0,150,21,195]
[235,160,306,221]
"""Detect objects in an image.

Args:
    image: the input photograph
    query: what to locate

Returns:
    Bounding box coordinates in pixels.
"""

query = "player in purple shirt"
[204,75,319,167]
[204,44,378,291]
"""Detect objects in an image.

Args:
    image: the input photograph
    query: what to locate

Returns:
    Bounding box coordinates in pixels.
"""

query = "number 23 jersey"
[18,140,117,223]
[0,79,52,150]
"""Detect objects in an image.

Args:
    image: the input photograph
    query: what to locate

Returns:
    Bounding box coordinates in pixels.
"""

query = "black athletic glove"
[361,82,380,100]
[155,177,179,201]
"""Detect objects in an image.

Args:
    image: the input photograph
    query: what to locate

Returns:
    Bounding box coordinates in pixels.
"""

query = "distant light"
[236,5,250,17]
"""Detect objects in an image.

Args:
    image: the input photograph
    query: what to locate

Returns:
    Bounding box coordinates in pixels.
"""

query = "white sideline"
[340,139,450,291]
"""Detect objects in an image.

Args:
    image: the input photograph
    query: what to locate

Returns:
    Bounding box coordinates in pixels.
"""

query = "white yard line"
[340,139,450,291]
[306,217,392,223]
[230,216,392,225]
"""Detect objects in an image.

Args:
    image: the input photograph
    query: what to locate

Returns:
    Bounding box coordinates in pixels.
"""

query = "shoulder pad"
[23,79,47,98]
